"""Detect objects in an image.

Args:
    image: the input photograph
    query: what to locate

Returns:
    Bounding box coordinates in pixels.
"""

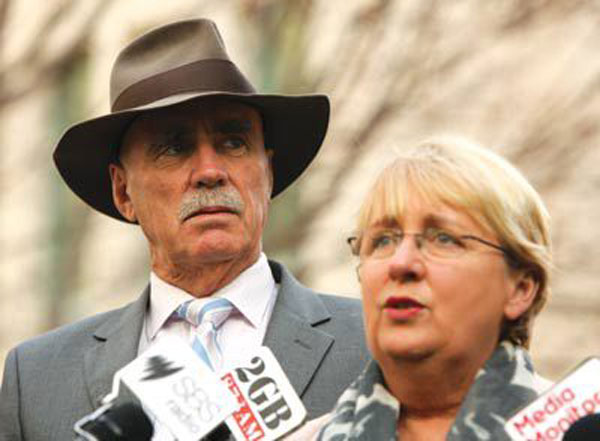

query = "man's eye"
[161,144,186,156]
[150,139,192,158]
[221,137,248,155]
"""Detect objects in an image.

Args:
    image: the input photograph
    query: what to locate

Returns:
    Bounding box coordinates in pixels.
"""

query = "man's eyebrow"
[146,127,189,146]
[162,127,190,139]
[216,118,252,134]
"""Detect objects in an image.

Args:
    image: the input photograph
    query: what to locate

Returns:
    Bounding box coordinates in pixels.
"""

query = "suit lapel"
[263,261,334,398]
[84,287,149,407]
[82,262,333,405]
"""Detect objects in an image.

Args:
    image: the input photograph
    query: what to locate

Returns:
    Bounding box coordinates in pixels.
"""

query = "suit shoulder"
[317,292,362,313]
[314,293,365,342]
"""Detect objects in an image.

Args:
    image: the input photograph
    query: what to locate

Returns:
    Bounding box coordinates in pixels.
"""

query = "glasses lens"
[422,228,468,259]
[360,229,401,259]
[357,226,505,261]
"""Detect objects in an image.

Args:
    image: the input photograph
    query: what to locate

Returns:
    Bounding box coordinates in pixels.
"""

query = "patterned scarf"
[316,342,540,440]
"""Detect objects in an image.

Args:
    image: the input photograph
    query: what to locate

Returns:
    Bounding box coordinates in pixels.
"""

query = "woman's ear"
[109,163,137,222]
[504,271,539,320]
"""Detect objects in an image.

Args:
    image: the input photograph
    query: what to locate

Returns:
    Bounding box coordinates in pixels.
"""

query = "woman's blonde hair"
[355,137,552,348]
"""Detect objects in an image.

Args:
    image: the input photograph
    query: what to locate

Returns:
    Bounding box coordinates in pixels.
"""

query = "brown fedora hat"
[53,18,329,222]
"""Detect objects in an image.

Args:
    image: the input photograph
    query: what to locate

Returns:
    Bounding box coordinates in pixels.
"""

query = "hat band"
[111,59,257,112]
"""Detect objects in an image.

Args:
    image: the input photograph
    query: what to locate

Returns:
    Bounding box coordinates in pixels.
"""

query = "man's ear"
[109,163,137,222]
[504,271,539,320]
[266,149,274,196]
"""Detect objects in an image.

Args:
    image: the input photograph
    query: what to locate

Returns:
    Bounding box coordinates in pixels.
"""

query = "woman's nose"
[387,236,427,283]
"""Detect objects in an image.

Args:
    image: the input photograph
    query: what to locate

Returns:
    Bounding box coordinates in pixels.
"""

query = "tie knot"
[176,298,234,330]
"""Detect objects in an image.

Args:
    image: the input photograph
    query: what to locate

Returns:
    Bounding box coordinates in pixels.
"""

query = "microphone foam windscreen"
[563,413,600,441]
[85,402,154,441]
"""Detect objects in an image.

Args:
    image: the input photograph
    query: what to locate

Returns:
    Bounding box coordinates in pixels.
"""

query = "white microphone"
[505,357,600,441]
[219,347,307,440]
[113,337,238,440]
[84,337,307,440]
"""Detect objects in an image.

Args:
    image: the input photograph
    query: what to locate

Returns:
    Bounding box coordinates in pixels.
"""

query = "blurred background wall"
[1,0,600,383]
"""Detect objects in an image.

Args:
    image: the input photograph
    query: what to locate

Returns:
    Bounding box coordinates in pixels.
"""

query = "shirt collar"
[146,253,275,340]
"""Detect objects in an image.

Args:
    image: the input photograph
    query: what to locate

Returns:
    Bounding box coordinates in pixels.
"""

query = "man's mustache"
[178,188,245,221]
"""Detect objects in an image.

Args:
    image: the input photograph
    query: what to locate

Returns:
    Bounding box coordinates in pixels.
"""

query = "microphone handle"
[204,422,233,441]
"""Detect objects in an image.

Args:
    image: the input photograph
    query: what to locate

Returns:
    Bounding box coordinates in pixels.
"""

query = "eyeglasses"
[347,227,516,263]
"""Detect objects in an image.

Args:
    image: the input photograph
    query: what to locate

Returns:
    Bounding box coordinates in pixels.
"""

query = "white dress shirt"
[137,253,278,440]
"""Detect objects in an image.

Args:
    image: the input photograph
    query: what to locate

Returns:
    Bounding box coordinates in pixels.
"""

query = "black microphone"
[563,413,600,441]
[74,402,153,441]
[204,423,233,441]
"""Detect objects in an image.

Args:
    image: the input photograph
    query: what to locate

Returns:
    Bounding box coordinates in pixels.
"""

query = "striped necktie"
[175,298,234,371]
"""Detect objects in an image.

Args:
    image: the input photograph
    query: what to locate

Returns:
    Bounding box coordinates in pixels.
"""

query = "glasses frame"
[346,230,518,265]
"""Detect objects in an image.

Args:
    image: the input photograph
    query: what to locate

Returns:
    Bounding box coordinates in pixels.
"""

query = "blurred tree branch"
[0,0,114,108]
[244,0,600,277]
[0,0,114,332]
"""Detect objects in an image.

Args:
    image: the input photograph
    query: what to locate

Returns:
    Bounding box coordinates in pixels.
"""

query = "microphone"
[563,413,600,441]
[505,357,600,440]
[74,402,153,441]
[108,337,239,440]
[219,347,307,440]
[93,337,306,440]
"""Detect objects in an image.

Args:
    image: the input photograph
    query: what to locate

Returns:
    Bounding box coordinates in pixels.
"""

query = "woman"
[291,137,552,440]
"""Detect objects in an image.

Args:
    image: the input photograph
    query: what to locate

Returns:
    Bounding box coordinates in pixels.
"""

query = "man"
[0,19,368,440]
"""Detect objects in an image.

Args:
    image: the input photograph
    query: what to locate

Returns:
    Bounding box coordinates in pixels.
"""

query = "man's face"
[110,99,273,279]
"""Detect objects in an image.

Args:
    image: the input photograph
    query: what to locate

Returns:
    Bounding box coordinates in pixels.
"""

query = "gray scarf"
[316,342,539,440]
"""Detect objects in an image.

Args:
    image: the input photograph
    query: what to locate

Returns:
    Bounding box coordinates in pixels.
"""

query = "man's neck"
[151,252,261,298]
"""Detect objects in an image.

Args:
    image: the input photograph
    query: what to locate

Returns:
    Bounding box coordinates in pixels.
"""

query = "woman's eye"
[432,230,462,247]
[371,232,396,249]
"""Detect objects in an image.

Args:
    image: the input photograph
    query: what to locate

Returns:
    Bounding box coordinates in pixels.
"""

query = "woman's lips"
[383,296,425,320]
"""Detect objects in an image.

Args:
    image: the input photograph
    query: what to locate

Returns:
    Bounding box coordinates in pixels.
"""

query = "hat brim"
[53,92,329,222]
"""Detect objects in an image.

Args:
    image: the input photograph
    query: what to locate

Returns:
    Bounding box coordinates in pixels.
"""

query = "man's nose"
[188,142,228,188]
[387,236,426,283]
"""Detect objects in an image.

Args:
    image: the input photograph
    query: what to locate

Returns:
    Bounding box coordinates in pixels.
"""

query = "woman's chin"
[386,348,434,363]
[374,333,440,363]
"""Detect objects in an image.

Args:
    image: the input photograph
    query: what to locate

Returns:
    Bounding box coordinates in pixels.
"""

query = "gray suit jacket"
[0,260,369,440]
